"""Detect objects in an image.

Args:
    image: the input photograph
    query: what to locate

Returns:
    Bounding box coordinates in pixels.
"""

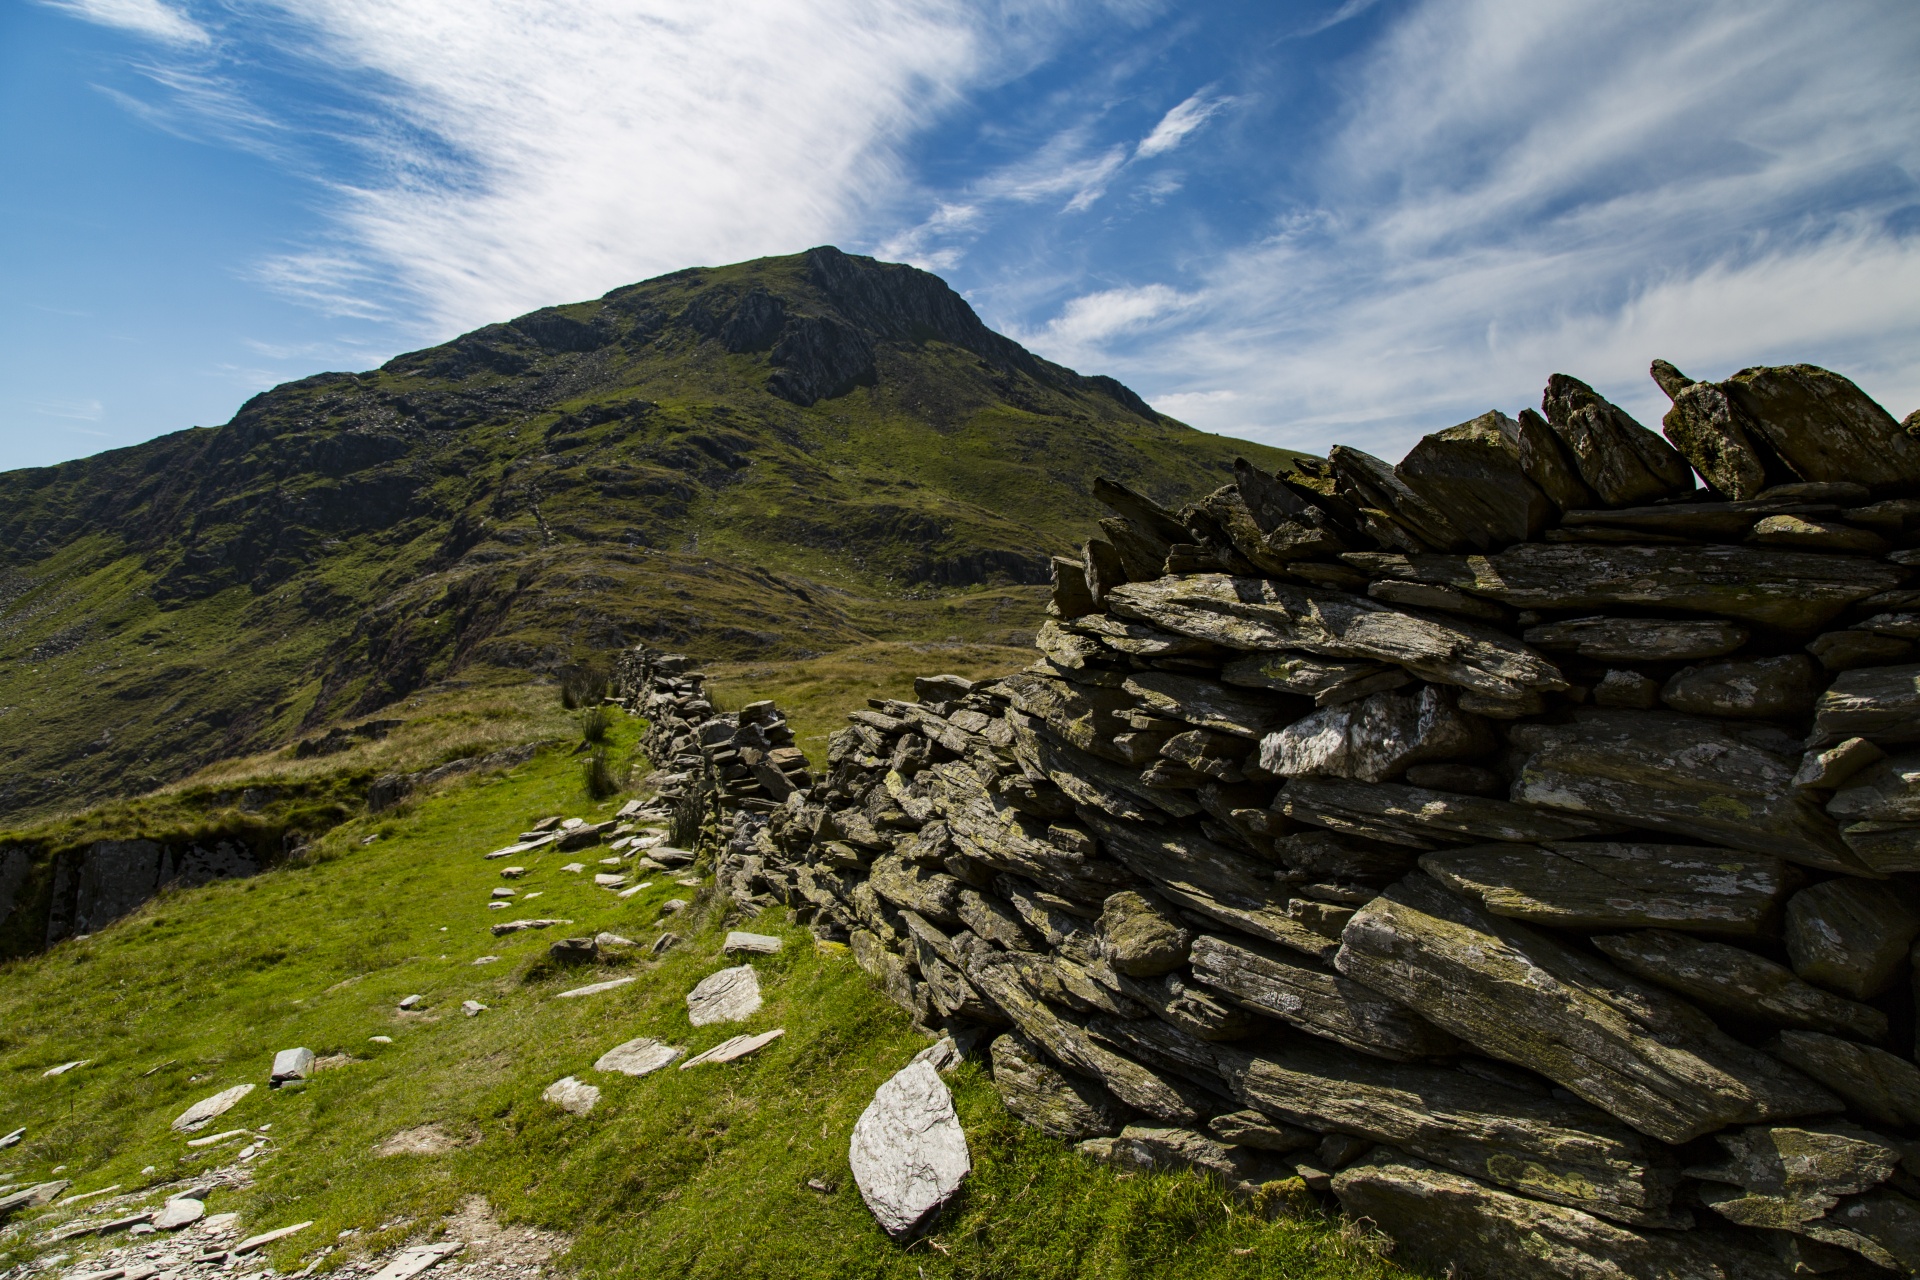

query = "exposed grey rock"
[849,1058,971,1240]
[1329,444,1470,552]
[1120,672,1288,739]
[1420,842,1794,937]
[171,1084,255,1133]
[1508,709,1863,871]
[1811,663,1920,748]
[955,887,1041,951]
[1214,1041,1682,1224]
[1219,652,1410,707]
[1366,579,1512,623]
[998,669,1136,764]
[0,1180,68,1218]
[1542,373,1696,506]
[722,931,783,955]
[1661,655,1816,720]
[1656,364,1777,499]
[152,1198,204,1230]
[1336,873,1839,1143]
[1332,1152,1781,1280]
[1394,411,1555,548]
[988,1032,1121,1141]
[1080,812,1338,961]
[1689,1122,1902,1232]
[868,853,964,927]
[555,975,635,999]
[927,759,1135,904]
[1804,1187,1920,1274]
[685,965,764,1025]
[678,1028,785,1068]
[270,1048,314,1084]
[1795,737,1886,791]
[1103,574,1568,701]
[594,1036,684,1076]
[1524,616,1750,662]
[1277,776,1622,849]
[1189,932,1456,1061]
[233,1220,313,1254]
[1592,931,1887,1041]
[1770,1030,1920,1131]
[1207,1109,1319,1153]
[1107,968,1252,1042]
[1259,685,1492,784]
[1079,1124,1292,1197]
[1097,890,1193,976]
[542,1076,599,1116]
[1391,542,1901,631]
[1784,878,1920,1000]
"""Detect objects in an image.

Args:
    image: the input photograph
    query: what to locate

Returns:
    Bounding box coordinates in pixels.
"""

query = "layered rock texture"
[624,360,1920,1279]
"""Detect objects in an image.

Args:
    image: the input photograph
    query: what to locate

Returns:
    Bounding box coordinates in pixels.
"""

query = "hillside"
[0,247,1302,823]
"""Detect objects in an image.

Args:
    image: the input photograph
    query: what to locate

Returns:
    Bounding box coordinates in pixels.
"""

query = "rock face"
[639,355,1920,1273]
[849,1059,970,1239]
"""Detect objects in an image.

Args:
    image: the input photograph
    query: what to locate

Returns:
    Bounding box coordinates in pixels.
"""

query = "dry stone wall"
[623,361,1920,1279]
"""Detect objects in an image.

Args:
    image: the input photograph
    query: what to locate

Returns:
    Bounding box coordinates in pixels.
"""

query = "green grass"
[0,710,1417,1280]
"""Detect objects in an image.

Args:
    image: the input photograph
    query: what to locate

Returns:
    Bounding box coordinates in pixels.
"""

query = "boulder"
[1540,373,1696,506]
[1096,890,1193,976]
[849,1058,971,1240]
[1394,411,1555,548]
[1188,932,1456,1061]
[1336,873,1839,1143]
[1783,878,1920,1000]
[1258,685,1492,784]
[1811,663,1920,748]
[542,1076,599,1116]
[987,1032,1121,1141]
[1507,709,1863,871]
[1523,616,1748,662]
[1331,1153,1782,1280]
[1661,655,1816,720]
[1276,776,1623,848]
[152,1197,204,1231]
[1391,542,1902,631]
[685,965,764,1026]
[1769,1031,1920,1130]
[1420,842,1794,937]
[1592,931,1887,1042]
[270,1048,314,1084]
[1103,574,1568,701]
[1212,1042,1682,1224]
[722,931,783,955]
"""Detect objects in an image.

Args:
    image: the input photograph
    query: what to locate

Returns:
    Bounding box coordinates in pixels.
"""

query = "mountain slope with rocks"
[0,247,1302,823]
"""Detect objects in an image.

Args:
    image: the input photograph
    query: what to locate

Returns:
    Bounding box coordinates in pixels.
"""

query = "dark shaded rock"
[1525,616,1749,662]
[1508,709,1863,872]
[1276,776,1624,848]
[1218,652,1410,706]
[1512,407,1597,511]
[1395,411,1555,549]
[1724,364,1920,495]
[1661,655,1816,720]
[1189,932,1457,1061]
[1049,554,1097,620]
[1401,762,1503,795]
[1827,753,1920,874]
[1770,1031,1920,1130]
[1328,444,1469,552]
[1259,685,1493,784]
[989,1031,1123,1141]
[1096,890,1193,976]
[1105,574,1569,702]
[766,314,875,406]
[1541,373,1696,506]
[1366,579,1512,623]
[1750,513,1891,554]
[1690,1122,1902,1235]
[1336,873,1839,1143]
[1812,664,1920,749]
[1808,630,1914,672]
[1078,1124,1292,1197]
[1420,842,1794,937]
[926,760,1133,905]
[1208,1108,1320,1153]
[1592,669,1662,708]
[1592,931,1887,1042]
[1783,878,1920,1000]
[1655,362,1779,499]
[1121,672,1288,740]
[1333,1153,1784,1280]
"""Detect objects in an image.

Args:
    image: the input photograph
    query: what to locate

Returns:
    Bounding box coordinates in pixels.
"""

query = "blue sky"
[4,0,1919,473]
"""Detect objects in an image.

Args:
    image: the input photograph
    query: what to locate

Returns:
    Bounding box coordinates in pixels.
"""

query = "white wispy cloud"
[42,0,209,46]
[1135,90,1224,158]
[1022,0,1920,458]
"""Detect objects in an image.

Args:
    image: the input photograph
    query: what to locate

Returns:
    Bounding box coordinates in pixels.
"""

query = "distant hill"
[0,247,1303,821]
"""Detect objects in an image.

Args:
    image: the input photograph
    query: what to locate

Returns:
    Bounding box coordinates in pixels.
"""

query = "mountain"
[0,247,1303,821]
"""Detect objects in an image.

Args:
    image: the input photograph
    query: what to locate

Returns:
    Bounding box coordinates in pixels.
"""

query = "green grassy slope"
[0,715,1412,1280]
[0,248,1304,823]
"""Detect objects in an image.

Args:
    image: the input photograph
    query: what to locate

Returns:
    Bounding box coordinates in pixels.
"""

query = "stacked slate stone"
[713,362,1920,1280]
[610,648,814,850]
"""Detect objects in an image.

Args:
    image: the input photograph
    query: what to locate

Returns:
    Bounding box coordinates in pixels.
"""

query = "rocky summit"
[0,247,1297,822]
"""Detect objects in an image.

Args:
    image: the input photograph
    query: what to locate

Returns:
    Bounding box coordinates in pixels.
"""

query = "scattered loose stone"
[678,1028,784,1069]
[367,1242,463,1280]
[489,887,515,898]
[233,1221,312,1254]
[849,1058,971,1240]
[685,965,763,1025]
[461,1000,487,1017]
[488,917,570,937]
[593,1037,683,1076]
[592,874,627,888]
[270,1048,314,1084]
[170,1084,255,1133]
[561,862,585,873]
[43,1059,90,1077]
[471,955,500,966]
[152,1198,204,1231]
[541,1077,599,1116]
[554,976,634,1000]
[499,867,526,879]
[0,1127,22,1148]
[660,898,689,915]
[594,931,635,949]
[722,931,783,955]
[369,1035,393,1044]
[398,995,422,1010]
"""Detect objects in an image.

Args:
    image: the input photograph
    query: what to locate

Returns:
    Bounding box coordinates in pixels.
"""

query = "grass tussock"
[0,710,1418,1280]
[559,663,609,710]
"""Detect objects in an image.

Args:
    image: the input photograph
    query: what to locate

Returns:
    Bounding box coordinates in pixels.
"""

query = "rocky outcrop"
[632,359,1920,1278]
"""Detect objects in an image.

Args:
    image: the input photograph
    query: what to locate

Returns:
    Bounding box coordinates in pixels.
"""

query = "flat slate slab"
[593,1036,683,1076]
[679,1029,784,1069]
[153,1197,204,1230]
[686,965,763,1025]
[849,1058,971,1239]
[542,1076,599,1116]
[234,1221,312,1254]
[368,1242,463,1280]
[554,976,635,1000]
[171,1084,255,1133]
[722,931,783,955]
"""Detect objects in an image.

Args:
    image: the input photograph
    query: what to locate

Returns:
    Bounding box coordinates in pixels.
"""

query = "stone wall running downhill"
[618,360,1920,1280]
